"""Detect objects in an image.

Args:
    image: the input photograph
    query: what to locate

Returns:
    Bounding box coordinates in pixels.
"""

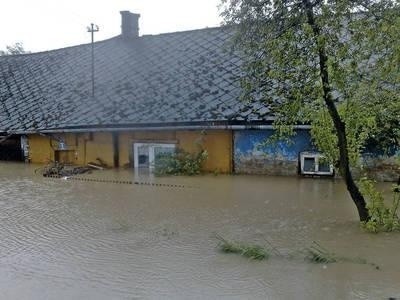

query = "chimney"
[120,11,140,39]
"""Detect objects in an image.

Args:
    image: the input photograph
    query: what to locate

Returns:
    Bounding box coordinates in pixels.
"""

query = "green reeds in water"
[304,241,379,269]
[304,241,337,264]
[215,234,269,260]
[215,236,378,269]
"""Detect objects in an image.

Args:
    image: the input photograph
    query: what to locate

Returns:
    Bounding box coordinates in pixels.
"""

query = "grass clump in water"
[304,241,337,264]
[303,241,379,269]
[216,234,269,260]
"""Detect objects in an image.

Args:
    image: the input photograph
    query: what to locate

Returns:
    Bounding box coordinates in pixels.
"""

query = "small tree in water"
[220,0,400,222]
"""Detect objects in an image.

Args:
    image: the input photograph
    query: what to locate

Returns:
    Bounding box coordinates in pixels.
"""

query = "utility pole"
[87,23,99,98]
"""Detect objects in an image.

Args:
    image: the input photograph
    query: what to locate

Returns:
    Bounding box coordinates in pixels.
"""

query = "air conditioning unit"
[299,152,334,176]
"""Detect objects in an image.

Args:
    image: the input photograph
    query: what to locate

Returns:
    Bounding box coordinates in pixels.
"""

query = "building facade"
[0,11,398,180]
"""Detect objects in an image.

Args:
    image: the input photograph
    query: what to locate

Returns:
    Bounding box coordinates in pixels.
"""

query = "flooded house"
[0,11,397,179]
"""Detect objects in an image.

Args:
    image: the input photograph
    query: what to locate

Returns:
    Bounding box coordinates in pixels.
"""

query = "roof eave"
[10,119,311,134]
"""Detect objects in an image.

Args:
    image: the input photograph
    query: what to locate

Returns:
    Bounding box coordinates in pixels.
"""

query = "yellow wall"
[84,132,114,166]
[118,130,232,172]
[28,130,233,173]
[28,134,54,163]
[177,130,232,173]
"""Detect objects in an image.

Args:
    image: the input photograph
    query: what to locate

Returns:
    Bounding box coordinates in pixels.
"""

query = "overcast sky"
[0,0,222,53]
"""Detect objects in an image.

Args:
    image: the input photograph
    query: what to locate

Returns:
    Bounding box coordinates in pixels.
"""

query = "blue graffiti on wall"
[234,129,315,161]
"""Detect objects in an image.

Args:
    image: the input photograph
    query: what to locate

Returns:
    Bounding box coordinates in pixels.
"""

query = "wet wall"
[361,154,400,182]
[234,129,314,175]
[27,130,233,173]
[23,129,399,181]
[361,140,400,182]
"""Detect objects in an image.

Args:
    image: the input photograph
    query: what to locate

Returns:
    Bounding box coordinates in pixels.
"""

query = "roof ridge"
[140,25,230,38]
[0,26,233,59]
[0,36,122,59]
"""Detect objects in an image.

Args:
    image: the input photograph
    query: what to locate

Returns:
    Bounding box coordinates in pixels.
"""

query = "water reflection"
[0,162,399,299]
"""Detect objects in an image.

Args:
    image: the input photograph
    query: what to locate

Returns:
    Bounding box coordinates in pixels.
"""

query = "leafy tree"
[0,42,28,55]
[221,0,400,221]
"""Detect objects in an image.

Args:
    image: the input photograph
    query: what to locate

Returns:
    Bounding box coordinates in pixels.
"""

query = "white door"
[133,143,175,172]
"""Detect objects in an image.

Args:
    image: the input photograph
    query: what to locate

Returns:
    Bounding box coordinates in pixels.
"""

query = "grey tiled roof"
[0,27,271,133]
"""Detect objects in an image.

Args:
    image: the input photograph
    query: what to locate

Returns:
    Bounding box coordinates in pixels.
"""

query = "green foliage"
[221,0,399,220]
[310,101,378,168]
[0,42,28,55]
[220,1,400,165]
[154,131,208,176]
[154,149,208,176]
[366,99,400,154]
[310,109,339,166]
[359,178,400,233]
[215,234,269,260]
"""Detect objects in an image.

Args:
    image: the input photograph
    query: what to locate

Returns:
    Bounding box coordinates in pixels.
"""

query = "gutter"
[28,124,311,134]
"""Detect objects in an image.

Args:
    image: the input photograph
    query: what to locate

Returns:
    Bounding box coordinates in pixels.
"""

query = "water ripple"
[0,162,399,299]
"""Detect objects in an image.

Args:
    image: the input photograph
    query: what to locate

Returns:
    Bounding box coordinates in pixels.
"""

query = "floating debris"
[87,158,110,170]
[38,162,92,177]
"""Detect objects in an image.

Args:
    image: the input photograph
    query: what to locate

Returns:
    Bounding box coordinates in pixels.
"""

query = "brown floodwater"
[0,162,399,299]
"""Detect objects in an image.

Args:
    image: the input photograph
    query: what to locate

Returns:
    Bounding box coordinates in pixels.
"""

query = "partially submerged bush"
[216,235,269,260]
[154,149,208,176]
[359,178,400,233]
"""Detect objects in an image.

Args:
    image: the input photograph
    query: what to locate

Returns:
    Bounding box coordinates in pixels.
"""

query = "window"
[133,142,176,172]
[299,152,334,176]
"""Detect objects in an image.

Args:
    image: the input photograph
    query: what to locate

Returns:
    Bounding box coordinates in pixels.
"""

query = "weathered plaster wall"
[28,130,232,173]
[359,142,400,182]
[234,129,314,175]
[119,130,232,173]
[177,130,232,173]
[28,135,54,163]
[361,155,400,182]
[26,130,399,180]
[28,133,81,164]
[84,132,114,166]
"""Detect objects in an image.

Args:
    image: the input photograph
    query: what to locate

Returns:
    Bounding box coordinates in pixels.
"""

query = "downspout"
[112,132,120,168]
[81,132,93,165]
[231,130,235,173]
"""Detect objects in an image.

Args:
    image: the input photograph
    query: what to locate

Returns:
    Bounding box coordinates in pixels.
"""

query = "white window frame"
[133,142,176,170]
[299,152,334,176]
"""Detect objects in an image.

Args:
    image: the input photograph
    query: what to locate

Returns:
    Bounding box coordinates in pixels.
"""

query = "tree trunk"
[303,0,369,221]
